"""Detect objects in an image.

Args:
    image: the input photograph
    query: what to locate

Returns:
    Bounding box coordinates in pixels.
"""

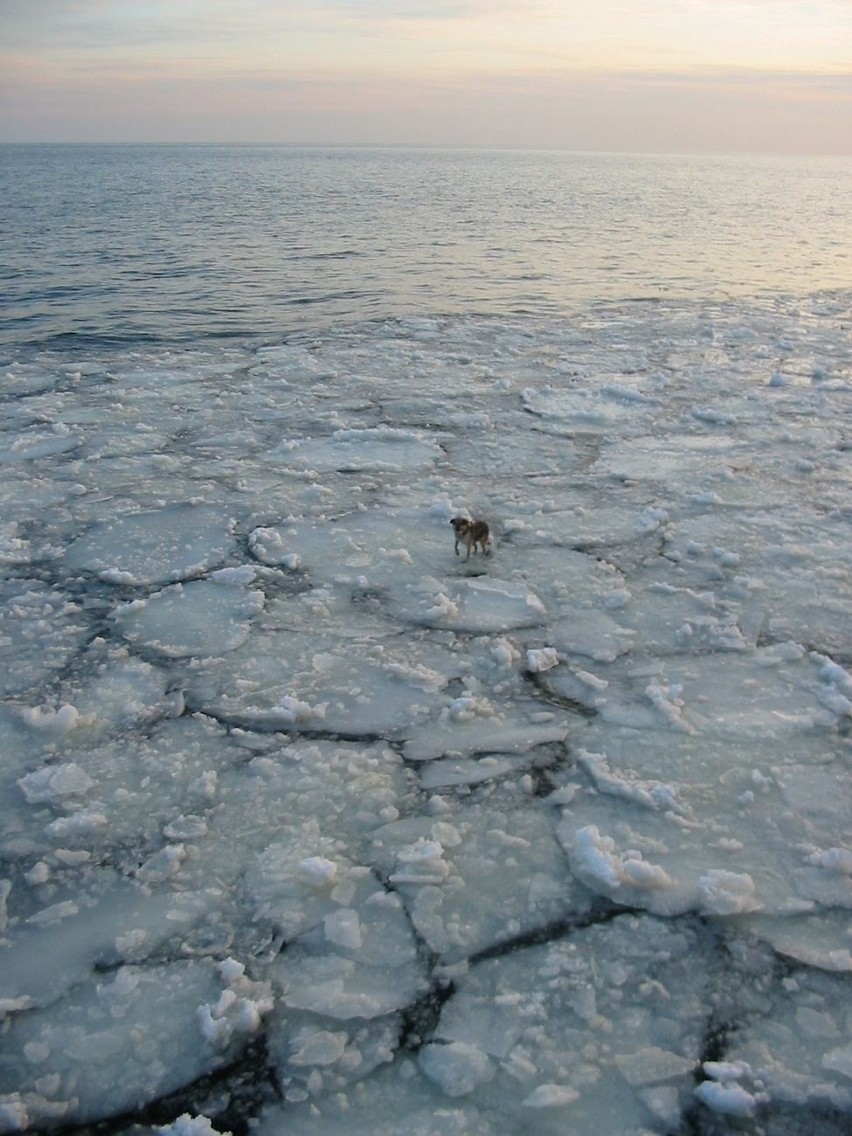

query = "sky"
[1,0,851,153]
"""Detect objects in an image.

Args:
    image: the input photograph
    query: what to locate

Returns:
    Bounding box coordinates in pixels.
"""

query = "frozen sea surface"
[1,293,851,1136]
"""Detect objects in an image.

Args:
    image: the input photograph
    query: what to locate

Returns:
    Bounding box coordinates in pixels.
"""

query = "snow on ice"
[0,296,851,1135]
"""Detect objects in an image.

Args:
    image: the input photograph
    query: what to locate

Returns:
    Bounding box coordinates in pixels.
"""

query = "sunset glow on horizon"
[2,1,850,153]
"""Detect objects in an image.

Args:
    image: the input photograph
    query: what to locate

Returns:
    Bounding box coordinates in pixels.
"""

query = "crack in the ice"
[468,897,634,965]
[397,978,457,1052]
[523,668,599,718]
[35,1035,279,1136]
[179,695,408,748]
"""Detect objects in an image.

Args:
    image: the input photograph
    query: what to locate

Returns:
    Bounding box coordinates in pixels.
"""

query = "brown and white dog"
[451,516,491,560]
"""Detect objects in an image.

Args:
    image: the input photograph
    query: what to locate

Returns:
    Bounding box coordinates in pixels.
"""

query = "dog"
[451,516,491,560]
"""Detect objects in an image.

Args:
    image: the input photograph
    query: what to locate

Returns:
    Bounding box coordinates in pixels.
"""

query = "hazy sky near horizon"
[2,1,851,153]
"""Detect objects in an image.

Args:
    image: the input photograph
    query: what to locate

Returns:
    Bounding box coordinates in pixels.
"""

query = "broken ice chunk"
[696,870,761,916]
[570,825,673,897]
[526,647,560,673]
[390,839,450,885]
[522,1083,581,1108]
[418,1041,494,1097]
[18,763,94,803]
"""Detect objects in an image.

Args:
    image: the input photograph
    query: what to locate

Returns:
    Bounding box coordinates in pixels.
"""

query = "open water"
[2,145,851,356]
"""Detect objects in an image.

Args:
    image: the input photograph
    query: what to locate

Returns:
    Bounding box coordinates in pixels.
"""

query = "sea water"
[1,146,851,1136]
[3,145,851,352]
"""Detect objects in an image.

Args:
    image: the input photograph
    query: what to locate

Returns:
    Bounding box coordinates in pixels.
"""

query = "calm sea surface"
[1,145,851,356]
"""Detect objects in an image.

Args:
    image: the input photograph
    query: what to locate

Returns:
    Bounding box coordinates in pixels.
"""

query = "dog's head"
[450,517,472,537]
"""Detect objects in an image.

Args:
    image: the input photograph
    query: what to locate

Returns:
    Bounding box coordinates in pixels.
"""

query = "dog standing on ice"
[451,516,491,560]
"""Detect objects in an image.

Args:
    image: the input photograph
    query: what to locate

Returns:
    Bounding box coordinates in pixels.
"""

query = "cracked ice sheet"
[266,872,429,1020]
[661,506,852,656]
[521,382,659,435]
[248,505,546,618]
[0,873,213,1010]
[248,506,466,590]
[366,782,593,963]
[249,507,549,634]
[185,624,460,736]
[706,965,852,1118]
[9,714,241,863]
[254,913,717,1136]
[12,726,414,923]
[1,299,852,1134]
[12,642,176,750]
[0,957,273,1131]
[546,717,851,941]
[538,640,850,736]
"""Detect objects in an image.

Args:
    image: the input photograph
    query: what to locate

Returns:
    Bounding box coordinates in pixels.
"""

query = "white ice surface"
[1,298,851,1134]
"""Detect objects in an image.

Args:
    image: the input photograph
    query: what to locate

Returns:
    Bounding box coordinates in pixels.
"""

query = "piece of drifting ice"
[163,814,208,840]
[697,870,761,915]
[324,907,363,950]
[198,968,274,1050]
[694,1080,758,1117]
[389,838,450,885]
[522,1084,581,1108]
[417,754,528,789]
[298,857,339,889]
[418,1041,494,1097]
[248,525,301,568]
[266,428,442,473]
[155,1115,225,1136]
[136,843,187,883]
[266,1009,399,1101]
[18,703,80,736]
[808,847,852,874]
[525,647,559,672]
[187,628,457,737]
[18,763,94,803]
[64,504,235,585]
[569,825,673,896]
[274,953,425,1021]
[0,1096,30,1133]
[823,1045,852,1080]
[7,425,83,461]
[521,385,655,433]
[549,609,631,663]
[741,910,852,972]
[640,1084,682,1128]
[576,749,681,813]
[614,1047,697,1086]
[111,578,264,657]
[403,719,567,763]
[396,577,546,633]
[289,1029,349,1067]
